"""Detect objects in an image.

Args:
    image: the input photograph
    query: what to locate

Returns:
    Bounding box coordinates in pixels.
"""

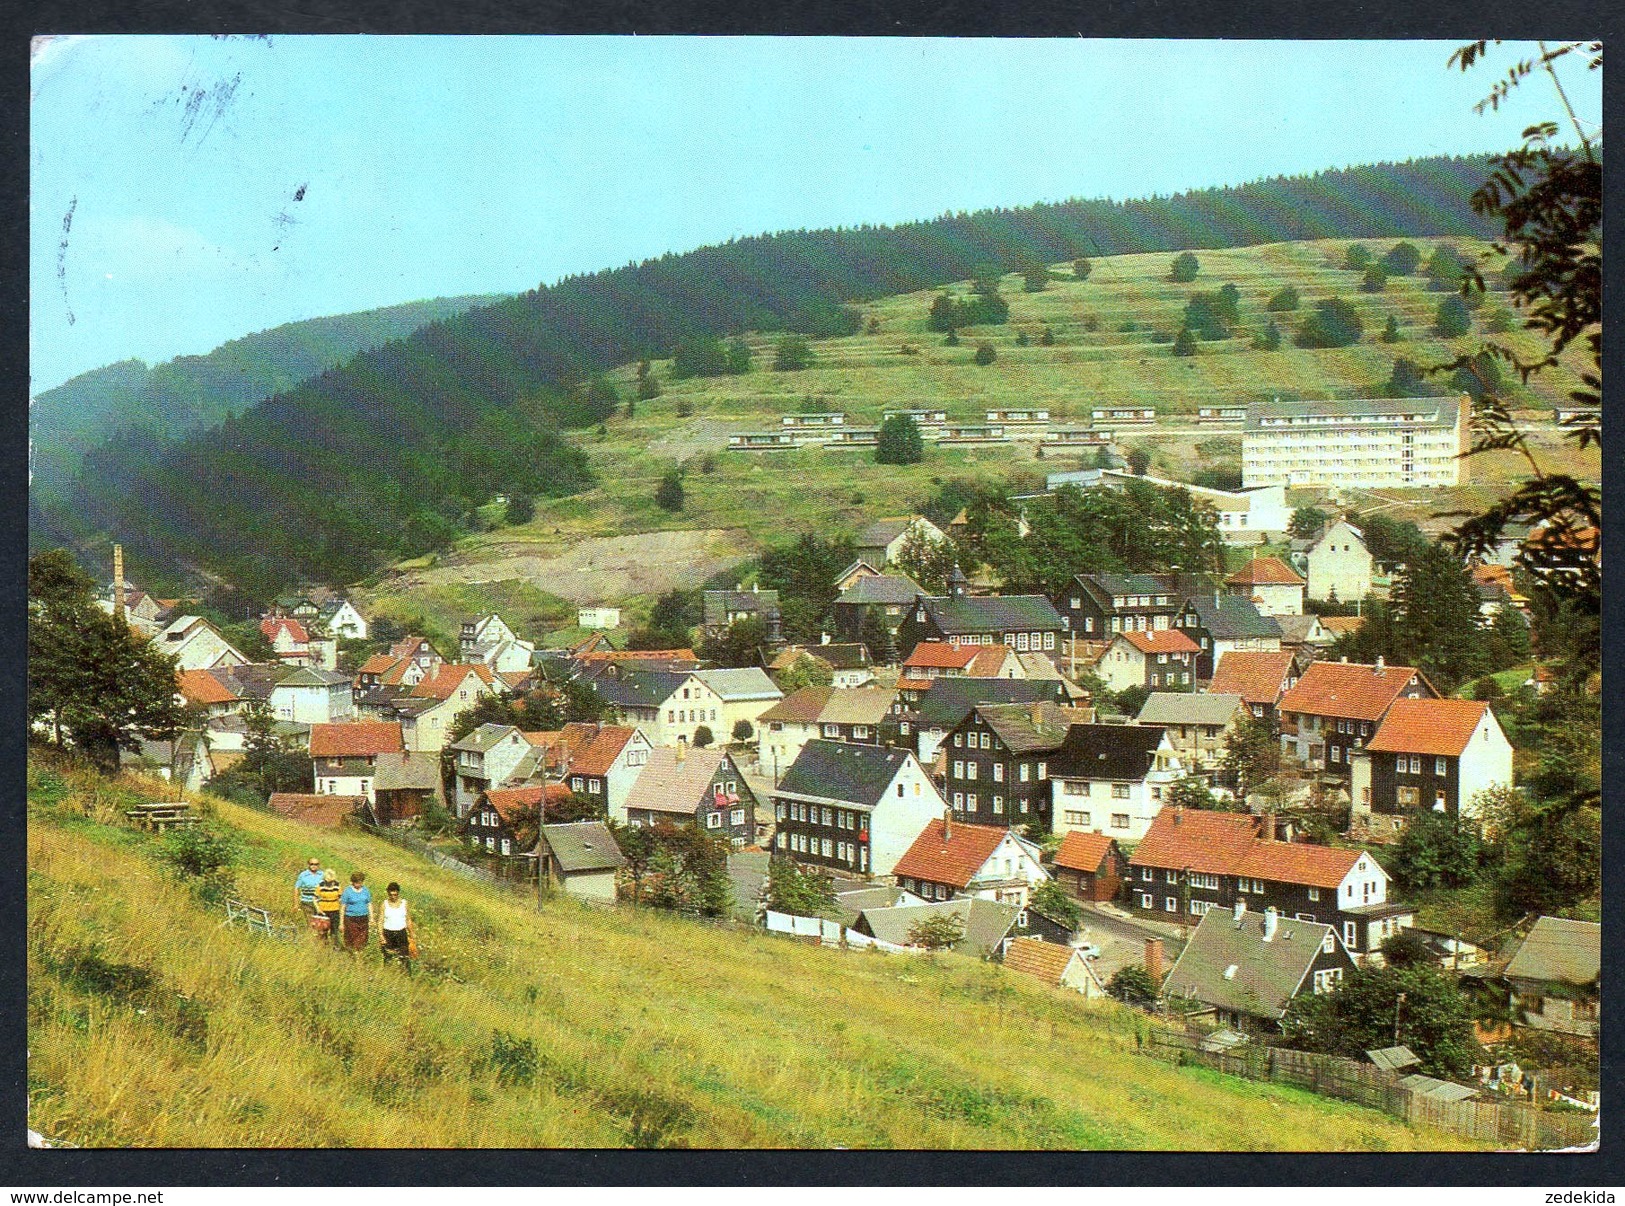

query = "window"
[1330,745,1341,764]
[967,763,978,781]
[966,793,978,810]
[1307,887,1319,902]
[979,733,991,750]
[992,796,1004,815]
[824,724,840,738]
[1018,763,1030,783]
[896,783,905,798]
[1112,784,1131,799]
[468,835,479,849]
[1409,756,1422,774]
[953,733,962,747]
[1435,757,1447,776]
[1064,810,1090,827]
[706,813,722,829]
[1164,896,1178,912]
[953,792,963,807]
[1044,632,1055,650]
[821,838,832,858]
[1397,786,1419,807]
[1139,893,1153,909]
[485,836,495,851]
[853,726,869,740]
[1321,931,1335,954]
[993,762,1004,783]
[1141,868,1153,882]
[1313,968,1343,994]
[571,776,583,791]
[500,838,511,856]
[1037,762,1047,780]
[1191,900,1211,916]
[952,760,963,778]
[731,808,745,826]
[1112,814,1130,829]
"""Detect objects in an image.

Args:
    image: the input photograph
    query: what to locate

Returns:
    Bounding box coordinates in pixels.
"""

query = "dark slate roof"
[703,589,781,629]
[540,822,628,873]
[813,643,872,670]
[775,740,911,808]
[911,677,1068,730]
[373,751,445,792]
[1074,572,1177,600]
[593,669,690,710]
[1503,916,1600,986]
[974,701,1087,754]
[856,898,1022,958]
[217,662,291,701]
[1049,723,1169,782]
[920,595,1066,635]
[1161,907,1335,1020]
[1181,595,1283,640]
[836,573,924,606]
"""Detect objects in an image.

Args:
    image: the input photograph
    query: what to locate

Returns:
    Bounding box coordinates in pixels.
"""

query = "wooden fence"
[360,823,522,893]
[1147,1029,1596,1150]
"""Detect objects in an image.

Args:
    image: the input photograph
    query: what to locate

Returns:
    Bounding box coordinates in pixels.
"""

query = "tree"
[1251,321,1282,352]
[1434,294,1472,337]
[636,824,733,917]
[1344,243,1373,271]
[757,532,857,643]
[655,468,685,512]
[1424,244,1469,292]
[764,858,837,916]
[774,651,834,693]
[1499,803,1600,916]
[893,526,957,596]
[1072,257,1092,281]
[1389,542,1492,691]
[1381,241,1422,275]
[725,338,753,375]
[1030,880,1081,930]
[1038,326,1055,346]
[28,550,186,773]
[1388,811,1482,893]
[907,912,966,950]
[1107,964,1160,1006]
[1281,963,1483,1080]
[1169,252,1200,283]
[1220,714,1281,798]
[692,725,714,749]
[875,414,924,465]
[927,292,961,332]
[1171,328,1197,357]
[635,358,661,400]
[1385,357,1434,398]
[772,334,813,372]
[1295,297,1364,348]
[696,616,767,669]
[669,336,729,379]
[1126,445,1153,476]
[1166,775,1217,811]
[504,493,535,525]
[1288,505,1329,541]
[856,610,898,667]
[730,718,753,743]
[1021,262,1050,293]
[1112,684,1151,719]
[1379,931,1436,970]
[1265,285,1300,312]
[1451,351,1503,400]
[1381,314,1402,343]
[1360,265,1388,293]
[973,342,997,366]
[1183,287,1238,340]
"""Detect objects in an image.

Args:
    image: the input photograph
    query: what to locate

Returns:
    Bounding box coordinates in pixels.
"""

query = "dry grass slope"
[27,750,1480,1150]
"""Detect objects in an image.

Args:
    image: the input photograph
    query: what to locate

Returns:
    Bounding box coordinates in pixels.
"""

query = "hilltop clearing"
[27,750,1477,1150]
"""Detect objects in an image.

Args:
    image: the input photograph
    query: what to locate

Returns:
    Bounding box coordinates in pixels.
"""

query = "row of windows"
[568,776,604,794]
[778,831,863,866]
[941,631,1059,650]
[1059,780,1132,799]
[1061,810,1132,829]
[777,801,864,829]
[469,834,512,855]
[703,808,748,829]
[949,758,1046,784]
[1136,867,1315,899]
[951,791,1029,816]
[667,708,718,724]
[1395,755,1449,776]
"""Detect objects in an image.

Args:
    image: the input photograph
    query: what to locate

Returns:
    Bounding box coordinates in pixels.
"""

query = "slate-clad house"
[895,589,1068,658]
[1160,905,1358,1034]
[893,676,1071,765]
[1349,698,1514,836]
[1501,917,1600,1040]
[464,783,571,859]
[771,740,945,877]
[1093,628,1201,693]
[1127,807,1409,958]
[1174,595,1282,680]
[943,700,1085,829]
[1047,722,1181,840]
[368,750,444,825]
[1208,650,1299,725]
[592,668,730,748]
[448,723,542,817]
[623,745,758,848]
[1052,572,1184,639]
[537,821,627,904]
[756,685,898,782]
[854,515,947,567]
[891,817,1049,907]
[560,724,652,824]
[1135,692,1249,781]
[702,587,783,645]
[1277,659,1438,778]
[1050,830,1128,902]
[830,572,925,650]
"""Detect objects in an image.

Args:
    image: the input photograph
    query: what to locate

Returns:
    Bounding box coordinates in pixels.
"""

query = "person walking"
[313,869,343,946]
[340,870,374,954]
[294,856,323,918]
[378,881,416,973]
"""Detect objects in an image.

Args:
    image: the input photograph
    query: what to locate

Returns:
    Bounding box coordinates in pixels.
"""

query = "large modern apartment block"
[1242,396,1469,489]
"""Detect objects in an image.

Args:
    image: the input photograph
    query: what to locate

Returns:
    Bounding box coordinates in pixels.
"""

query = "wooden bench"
[222,898,295,941]
[124,802,199,832]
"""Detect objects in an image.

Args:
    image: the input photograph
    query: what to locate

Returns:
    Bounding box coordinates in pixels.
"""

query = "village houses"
[890,817,1049,908]
[1049,829,1129,902]
[1224,556,1306,617]
[1134,692,1249,783]
[1349,698,1515,837]
[1047,722,1182,841]
[1207,650,1300,725]
[1293,517,1374,604]
[1093,628,1201,694]
[755,685,894,783]
[1173,594,1282,681]
[309,721,405,803]
[771,740,945,878]
[1277,658,1438,778]
[621,744,758,847]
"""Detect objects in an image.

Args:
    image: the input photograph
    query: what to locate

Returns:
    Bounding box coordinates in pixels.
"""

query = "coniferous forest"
[32,155,1502,597]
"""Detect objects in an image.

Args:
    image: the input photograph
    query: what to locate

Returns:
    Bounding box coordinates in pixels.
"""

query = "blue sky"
[29,36,1601,394]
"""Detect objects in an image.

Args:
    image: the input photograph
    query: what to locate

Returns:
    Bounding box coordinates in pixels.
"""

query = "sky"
[29,36,1602,394]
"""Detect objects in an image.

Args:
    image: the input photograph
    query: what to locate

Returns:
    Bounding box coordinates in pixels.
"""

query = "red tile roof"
[1131,807,1363,890]
[389,636,434,658]
[1004,936,1079,986]
[965,646,1017,677]
[357,653,400,676]
[267,792,365,827]
[568,726,639,777]
[178,669,238,706]
[1365,698,1493,758]
[1226,557,1305,587]
[308,722,405,758]
[578,647,697,663]
[260,616,309,643]
[903,642,979,671]
[892,818,1009,889]
[1278,660,1426,722]
[895,676,934,693]
[1119,628,1200,655]
[499,670,533,689]
[411,663,496,700]
[1053,830,1119,875]
[484,783,573,823]
[1208,651,1296,706]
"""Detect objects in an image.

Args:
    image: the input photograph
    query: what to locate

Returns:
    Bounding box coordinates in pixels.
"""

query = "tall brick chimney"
[1144,937,1164,985]
[112,544,126,626]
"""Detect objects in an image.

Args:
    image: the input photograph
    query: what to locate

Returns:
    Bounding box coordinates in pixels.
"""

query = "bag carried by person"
[309,913,331,936]
[407,935,419,958]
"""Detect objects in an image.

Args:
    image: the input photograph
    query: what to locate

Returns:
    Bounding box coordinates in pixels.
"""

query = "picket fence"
[1146,1029,1596,1150]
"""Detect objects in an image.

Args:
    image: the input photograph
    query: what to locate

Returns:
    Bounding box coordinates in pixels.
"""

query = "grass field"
[355,237,1596,630]
[27,749,1480,1150]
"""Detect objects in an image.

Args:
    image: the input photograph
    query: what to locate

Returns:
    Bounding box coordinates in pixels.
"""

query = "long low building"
[1242,395,1469,489]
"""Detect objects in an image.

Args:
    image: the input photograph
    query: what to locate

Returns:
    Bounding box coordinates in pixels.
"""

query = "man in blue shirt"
[294,856,323,916]
[340,871,374,952]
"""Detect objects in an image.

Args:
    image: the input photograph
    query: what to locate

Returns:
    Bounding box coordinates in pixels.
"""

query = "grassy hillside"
[362,236,1598,624]
[26,750,1476,1150]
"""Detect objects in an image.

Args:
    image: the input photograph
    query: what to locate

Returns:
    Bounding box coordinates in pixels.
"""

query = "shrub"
[764,858,837,916]
[875,414,924,465]
[773,335,813,372]
[1344,244,1373,271]
[1073,257,1092,281]
[1360,266,1388,293]
[488,1030,538,1086]
[1381,315,1402,343]
[1169,252,1200,283]
[730,718,753,742]
[944,330,959,347]
[1108,964,1160,1005]
[1252,320,1282,351]
[692,725,714,749]
[675,398,693,418]
[1382,241,1422,275]
[1295,297,1364,348]
[973,342,997,366]
[655,469,684,512]
[907,913,966,950]
[1030,880,1081,929]
[1040,325,1057,344]
[1482,308,1516,334]
[1171,328,1197,357]
[504,493,535,526]
[1015,329,1030,347]
[1265,285,1300,312]
[1435,295,1472,338]
[155,825,239,904]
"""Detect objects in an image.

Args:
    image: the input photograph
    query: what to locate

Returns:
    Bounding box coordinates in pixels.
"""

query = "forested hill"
[37,155,1501,598]
[29,292,509,498]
